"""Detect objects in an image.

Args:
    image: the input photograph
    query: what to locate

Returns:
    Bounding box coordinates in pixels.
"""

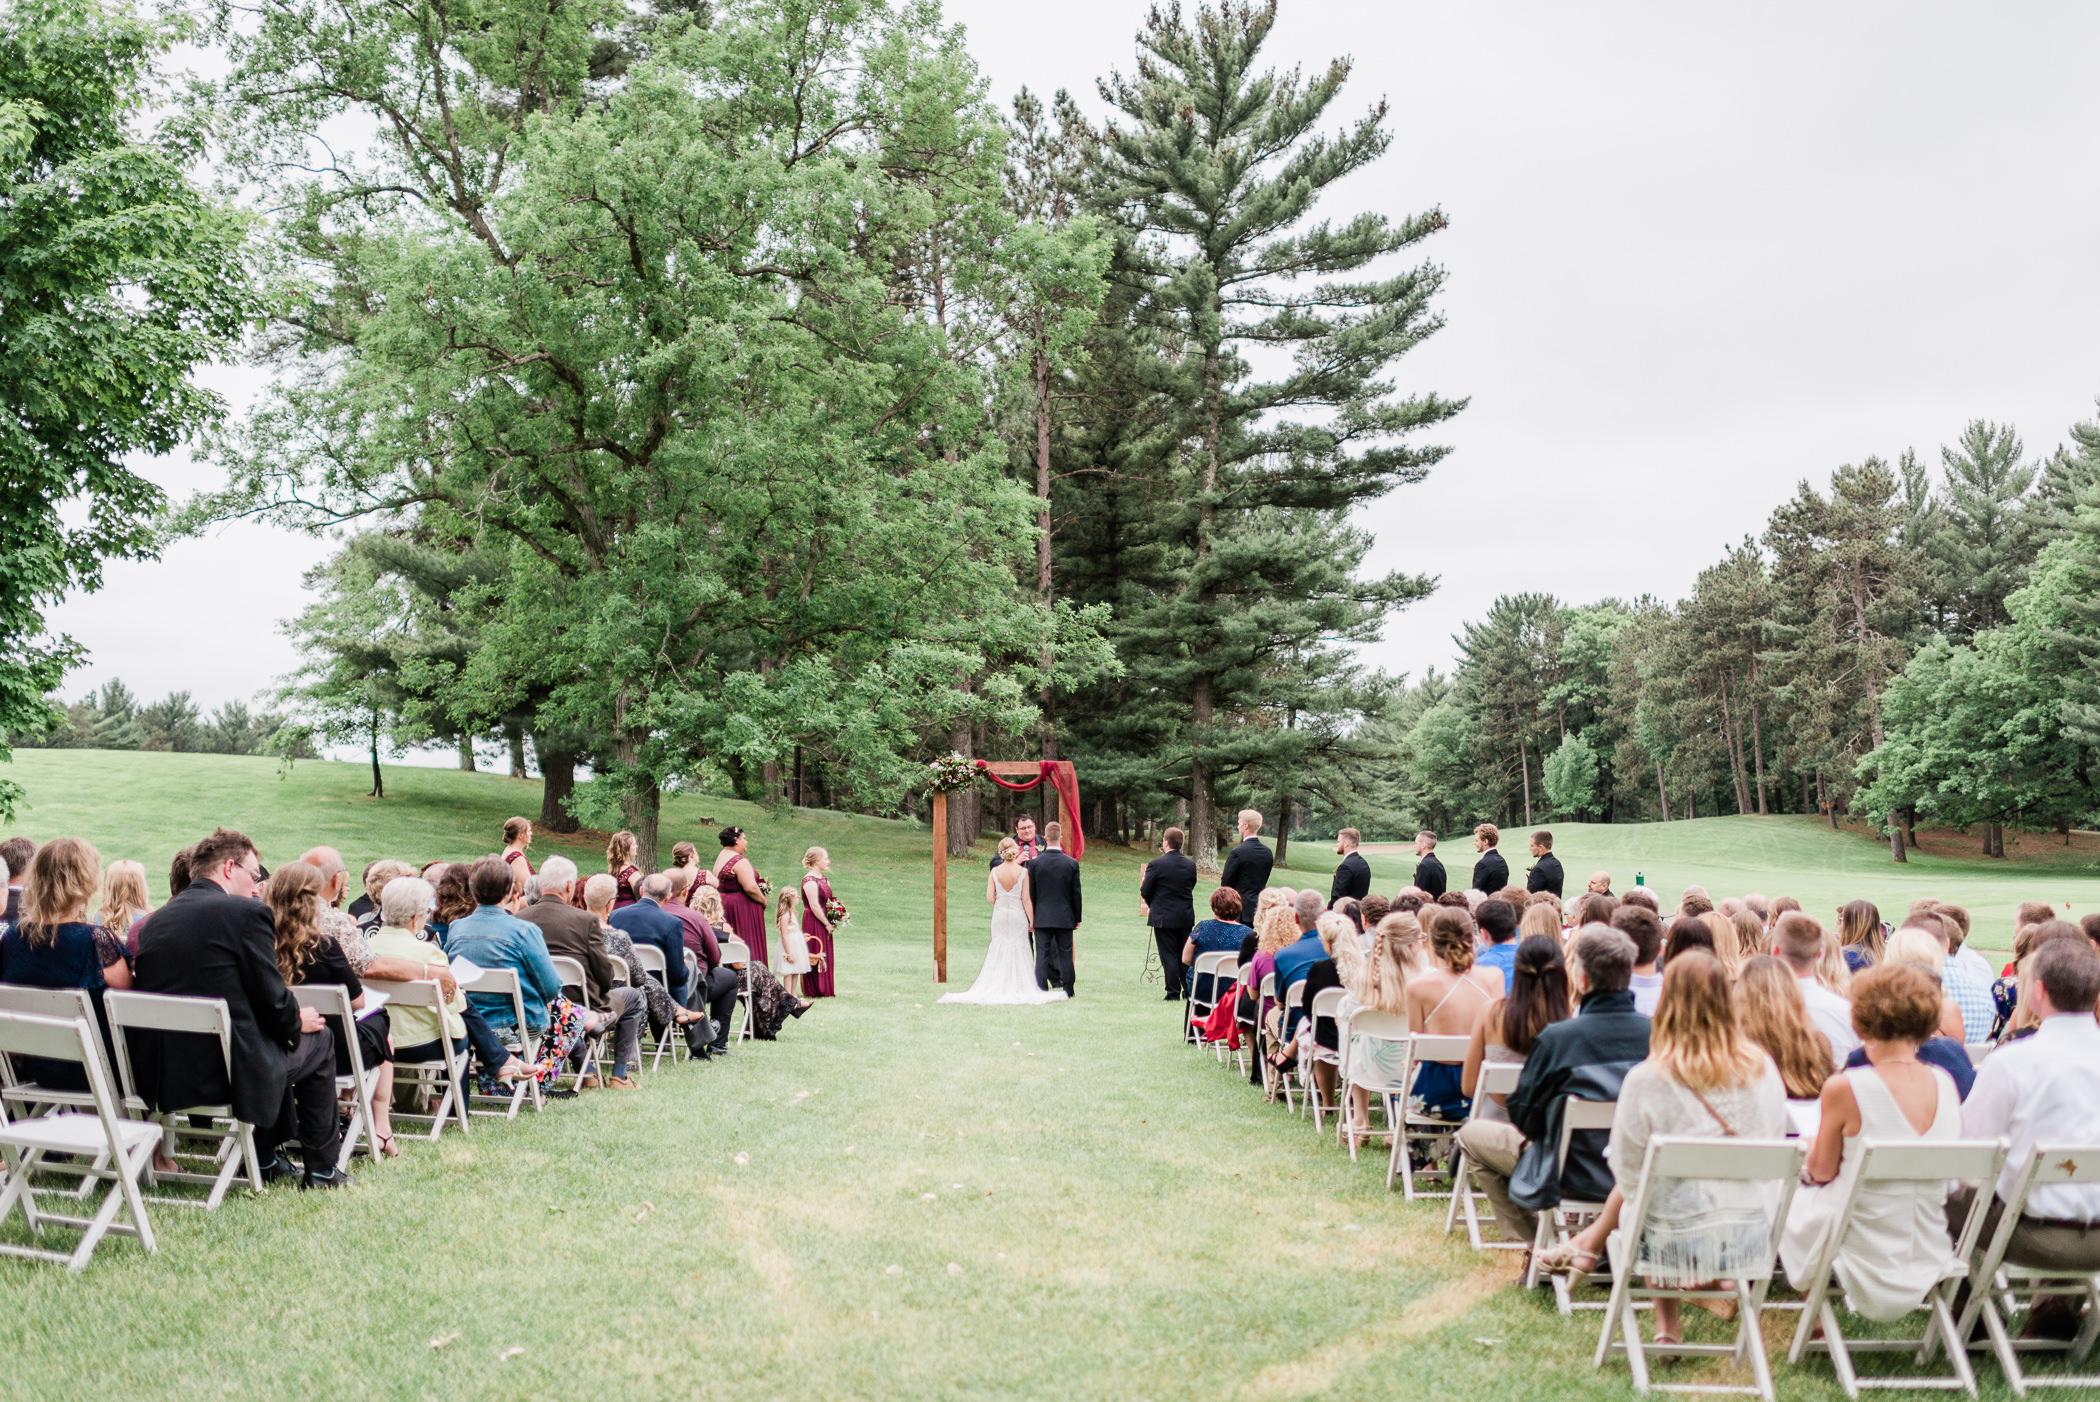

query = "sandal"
[375,1131,400,1159]
[494,1058,531,1084]
[1535,1240,1602,1277]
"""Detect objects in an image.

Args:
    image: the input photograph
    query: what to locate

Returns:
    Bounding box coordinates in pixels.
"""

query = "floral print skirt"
[474,997,587,1095]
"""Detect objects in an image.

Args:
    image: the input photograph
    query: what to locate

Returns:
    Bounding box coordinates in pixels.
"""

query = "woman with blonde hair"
[1735,955,1833,1100]
[1290,912,1359,1115]
[799,846,838,999]
[1885,927,1964,1041]
[1701,910,1743,980]
[1235,899,1304,1088]
[773,886,810,995]
[1542,951,1786,1345]
[0,838,131,1094]
[1340,913,1420,1130]
[606,830,642,909]
[98,857,153,956]
[1519,900,1562,943]
[1730,906,1767,960]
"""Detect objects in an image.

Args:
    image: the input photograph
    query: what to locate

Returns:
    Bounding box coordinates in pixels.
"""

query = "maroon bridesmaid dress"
[802,875,837,998]
[715,855,770,968]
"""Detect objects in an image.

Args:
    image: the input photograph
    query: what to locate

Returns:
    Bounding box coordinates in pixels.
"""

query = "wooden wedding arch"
[929,759,1084,982]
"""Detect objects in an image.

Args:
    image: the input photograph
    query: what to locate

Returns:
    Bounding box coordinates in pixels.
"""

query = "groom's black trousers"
[1034,926,1075,997]
[1153,925,1191,999]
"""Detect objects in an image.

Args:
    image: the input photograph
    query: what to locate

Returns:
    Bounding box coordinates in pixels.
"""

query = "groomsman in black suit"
[1526,830,1565,897]
[1218,809,1273,921]
[1329,828,1370,908]
[1139,827,1198,1000]
[1411,830,1446,897]
[1028,822,1082,998]
[1470,822,1509,894]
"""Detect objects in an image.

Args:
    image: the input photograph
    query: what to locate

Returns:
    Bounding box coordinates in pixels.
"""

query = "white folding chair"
[1592,1135,1805,1402]
[1233,973,1267,1079]
[721,939,753,1045]
[1392,1033,1472,1200]
[292,984,386,1170]
[1527,1097,1622,1312]
[1445,1060,1529,1251]
[101,990,262,1210]
[1185,952,1233,1047]
[457,967,542,1119]
[1956,1140,2100,1393]
[360,978,469,1141]
[1785,1138,2008,1398]
[0,985,103,1119]
[0,1011,161,1271]
[548,954,605,1089]
[1301,987,1346,1133]
[1338,1009,1407,1166]
[1273,979,1309,1113]
[628,943,684,1072]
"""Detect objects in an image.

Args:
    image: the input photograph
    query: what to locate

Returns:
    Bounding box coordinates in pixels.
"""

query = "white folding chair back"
[1338,1009,1408,1164]
[100,990,261,1210]
[1275,979,1309,1114]
[292,984,386,1169]
[0,1011,160,1271]
[632,942,668,982]
[1302,987,1346,1132]
[722,938,753,1043]
[1391,1033,1472,1200]
[360,978,469,1140]
[1786,1137,2007,1398]
[457,967,541,1117]
[626,943,682,1072]
[547,955,603,1088]
[1528,1097,1622,1307]
[0,985,103,1119]
[1446,1059,1529,1251]
[1957,1140,2100,1392]
[1186,952,1233,1047]
[1593,1136,1804,1402]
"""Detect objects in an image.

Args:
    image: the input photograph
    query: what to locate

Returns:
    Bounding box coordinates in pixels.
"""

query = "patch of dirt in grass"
[1236,1256,1516,1399]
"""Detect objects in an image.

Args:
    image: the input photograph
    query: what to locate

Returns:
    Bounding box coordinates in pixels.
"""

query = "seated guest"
[1454,926,1651,1248]
[1932,903,1995,989]
[2,835,35,924]
[97,858,153,955]
[1948,938,2100,1339]
[1836,899,1884,973]
[1288,913,1362,1116]
[1358,893,1391,930]
[690,883,802,1045]
[1702,909,1744,980]
[1519,899,1563,944]
[1182,887,1253,1002]
[1271,889,1329,1002]
[1731,907,1767,960]
[429,863,474,943]
[1612,906,1665,1015]
[608,872,710,1054]
[1341,914,1418,1132]
[445,855,584,1095]
[1541,951,1787,1348]
[1736,954,1833,1101]
[1774,911,1863,1061]
[1474,899,1520,991]
[1905,913,1992,1043]
[132,829,345,1186]
[1240,899,1302,1089]
[1661,914,1716,967]
[264,862,399,1158]
[1781,961,1964,1321]
[1462,934,1572,1127]
[0,837,132,1091]
[520,856,644,1089]
[1885,925,1967,1043]
[586,875,708,1050]
[1619,886,1661,916]
[354,860,413,931]
[368,875,493,1086]
[1404,908,1501,1119]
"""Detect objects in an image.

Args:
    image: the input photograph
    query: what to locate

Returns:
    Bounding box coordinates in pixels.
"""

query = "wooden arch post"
[930,760,1082,983]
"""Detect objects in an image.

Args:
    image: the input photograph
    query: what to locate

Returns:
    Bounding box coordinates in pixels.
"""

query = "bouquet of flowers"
[925,751,977,794]
[755,875,774,902]
[823,894,850,926]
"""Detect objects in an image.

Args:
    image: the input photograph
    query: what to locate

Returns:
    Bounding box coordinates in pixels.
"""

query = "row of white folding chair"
[1525,1097,1620,1314]
[1392,1033,1471,1200]
[101,989,264,1210]
[1444,1060,1527,1251]
[456,966,542,1119]
[627,941,687,1073]
[1336,1009,1405,1166]
[358,977,470,1140]
[1298,987,1347,1133]
[721,939,754,1044]
[1955,1141,2100,1395]
[549,955,607,1088]
[1271,979,1308,1112]
[1185,952,1234,1050]
[291,984,387,1169]
[0,1010,161,1271]
[0,986,113,1202]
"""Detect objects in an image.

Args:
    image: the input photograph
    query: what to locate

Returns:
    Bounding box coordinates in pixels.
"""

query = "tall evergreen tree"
[1932,419,2036,636]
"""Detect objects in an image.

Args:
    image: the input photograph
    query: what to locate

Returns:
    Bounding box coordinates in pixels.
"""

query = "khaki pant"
[1455,1119,1535,1244]
[1947,1184,2100,1274]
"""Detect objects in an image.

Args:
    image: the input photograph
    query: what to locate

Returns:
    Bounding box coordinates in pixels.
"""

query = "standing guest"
[1736,955,1833,1100]
[1182,888,1253,1003]
[264,863,399,1159]
[991,815,1040,869]
[1781,961,1964,1321]
[1774,912,1863,1061]
[1474,899,1520,992]
[1836,900,1884,973]
[1526,831,1564,897]
[772,888,810,995]
[1329,828,1371,907]
[1029,822,1083,999]
[800,847,839,999]
[607,873,691,1014]
[711,827,771,968]
[1,835,35,925]
[1140,827,1199,1002]
[445,855,583,1096]
[1411,831,1447,898]
[500,817,535,888]
[665,841,707,898]
[1469,823,1508,895]
[1462,935,1573,1127]
[0,839,132,1091]
[1404,908,1501,1118]
[430,864,474,943]
[520,857,643,1089]
[606,831,643,909]
[1612,906,1666,1015]
[1587,871,1614,897]
[586,875,707,1053]
[1947,938,2100,1339]
[1218,810,1274,923]
[98,858,153,957]
[132,829,346,1187]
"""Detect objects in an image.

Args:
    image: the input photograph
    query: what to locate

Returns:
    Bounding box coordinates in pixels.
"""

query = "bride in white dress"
[940,836,1068,1006]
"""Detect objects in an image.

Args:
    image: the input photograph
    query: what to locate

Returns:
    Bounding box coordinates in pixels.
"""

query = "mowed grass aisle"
[0,752,2060,1399]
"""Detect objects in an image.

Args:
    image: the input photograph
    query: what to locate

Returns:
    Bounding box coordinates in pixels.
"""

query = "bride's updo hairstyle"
[996,837,1020,863]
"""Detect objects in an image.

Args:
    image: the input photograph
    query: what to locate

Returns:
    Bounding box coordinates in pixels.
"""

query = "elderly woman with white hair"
[370,876,501,1106]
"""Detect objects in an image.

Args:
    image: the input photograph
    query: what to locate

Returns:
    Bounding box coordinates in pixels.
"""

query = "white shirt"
[1797,975,1864,1061]
[1963,1014,2100,1221]
[1951,942,1996,988]
[1629,970,1663,1017]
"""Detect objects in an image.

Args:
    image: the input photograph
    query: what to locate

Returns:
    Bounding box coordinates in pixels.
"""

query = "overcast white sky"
[44,0,2100,732]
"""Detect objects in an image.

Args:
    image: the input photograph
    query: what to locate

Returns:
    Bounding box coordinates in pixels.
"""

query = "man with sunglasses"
[132,827,350,1188]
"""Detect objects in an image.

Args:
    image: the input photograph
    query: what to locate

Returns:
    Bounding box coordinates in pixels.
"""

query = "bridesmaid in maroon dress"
[711,826,770,968]
[799,846,838,998]
[606,830,643,909]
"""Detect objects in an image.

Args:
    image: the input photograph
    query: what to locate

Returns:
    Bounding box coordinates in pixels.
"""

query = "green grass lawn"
[0,752,2082,1398]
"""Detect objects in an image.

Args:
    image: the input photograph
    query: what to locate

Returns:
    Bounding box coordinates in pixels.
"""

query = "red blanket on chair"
[1196,987,1240,1048]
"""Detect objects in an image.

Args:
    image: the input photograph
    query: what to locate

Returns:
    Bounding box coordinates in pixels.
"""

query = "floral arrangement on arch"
[924,751,977,794]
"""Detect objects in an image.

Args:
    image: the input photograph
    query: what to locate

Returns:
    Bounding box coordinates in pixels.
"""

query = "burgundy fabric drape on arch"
[971,759,1084,860]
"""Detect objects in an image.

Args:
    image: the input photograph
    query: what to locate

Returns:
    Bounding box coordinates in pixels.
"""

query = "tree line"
[11,680,308,759]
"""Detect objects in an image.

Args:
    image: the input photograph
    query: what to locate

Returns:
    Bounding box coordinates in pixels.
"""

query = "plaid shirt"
[1941,959,1995,1044]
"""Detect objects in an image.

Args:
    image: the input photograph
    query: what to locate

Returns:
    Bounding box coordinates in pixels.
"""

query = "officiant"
[1139,827,1198,1000]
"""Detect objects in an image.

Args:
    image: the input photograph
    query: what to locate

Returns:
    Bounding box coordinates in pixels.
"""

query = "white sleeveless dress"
[1780,1064,1963,1321]
[939,873,1068,1006]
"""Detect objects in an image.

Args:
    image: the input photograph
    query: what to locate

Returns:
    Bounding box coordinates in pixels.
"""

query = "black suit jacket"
[1140,852,1198,929]
[1413,852,1446,896]
[1472,848,1509,894]
[131,879,304,1128]
[1329,851,1370,906]
[1527,852,1565,896]
[1029,848,1082,928]
[1219,837,1273,917]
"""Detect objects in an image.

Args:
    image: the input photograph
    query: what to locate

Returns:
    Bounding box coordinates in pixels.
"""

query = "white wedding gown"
[938,873,1068,1005]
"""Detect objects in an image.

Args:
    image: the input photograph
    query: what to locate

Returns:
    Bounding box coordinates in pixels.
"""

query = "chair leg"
[1741,1281,1778,1402]
[1928,1292,1978,1396]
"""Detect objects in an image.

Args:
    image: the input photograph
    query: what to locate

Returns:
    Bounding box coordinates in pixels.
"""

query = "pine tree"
[1932,420,2037,636]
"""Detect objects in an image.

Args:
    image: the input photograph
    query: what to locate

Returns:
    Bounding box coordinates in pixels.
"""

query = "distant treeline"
[9,680,314,759]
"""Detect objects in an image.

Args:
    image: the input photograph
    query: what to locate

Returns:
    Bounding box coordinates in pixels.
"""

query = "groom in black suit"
[1028,822,1082,998]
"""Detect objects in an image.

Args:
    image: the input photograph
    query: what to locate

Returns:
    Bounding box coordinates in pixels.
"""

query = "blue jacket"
[1273,931,1327,1037]
[443,904,563,1033]
[608,897,688,994]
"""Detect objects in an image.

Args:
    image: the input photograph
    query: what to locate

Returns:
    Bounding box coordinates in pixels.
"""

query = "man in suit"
[990,815,1040,870]
[1139,826,1198,1001]
[132,827,347,1187]
[1029,822,1082,998]
[1411,830,1446,897]
[1526,830,1565,896]
[0,834,31,926]
[1329,828,1371,908]
[610,872,715,1057]
[1218,809,1273,921]
[1470,822,1509,894]
[521,855,646,1087]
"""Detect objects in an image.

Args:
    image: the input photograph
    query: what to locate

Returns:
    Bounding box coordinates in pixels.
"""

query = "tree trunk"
[1718,680,1752,814]
[1817,770,1835,829]
[368,705,384,799]
[947,706,974,859]
[537,741,579,833]
[1904,808,1916,847]
[1890,821,1906,863]
[1688,789,1696,820]
[793,745,804,809]
[1749,695,1769,815]
[1274,788,1292,866]
[507,723,527,780]
[1992,821,2006,859]
[1519,737,1533,826]
[1655,760,1670,821]
[457,735,476,772]
[623,778,661,871]
[1191,674,1218,876]
[1035,336,1060,824]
